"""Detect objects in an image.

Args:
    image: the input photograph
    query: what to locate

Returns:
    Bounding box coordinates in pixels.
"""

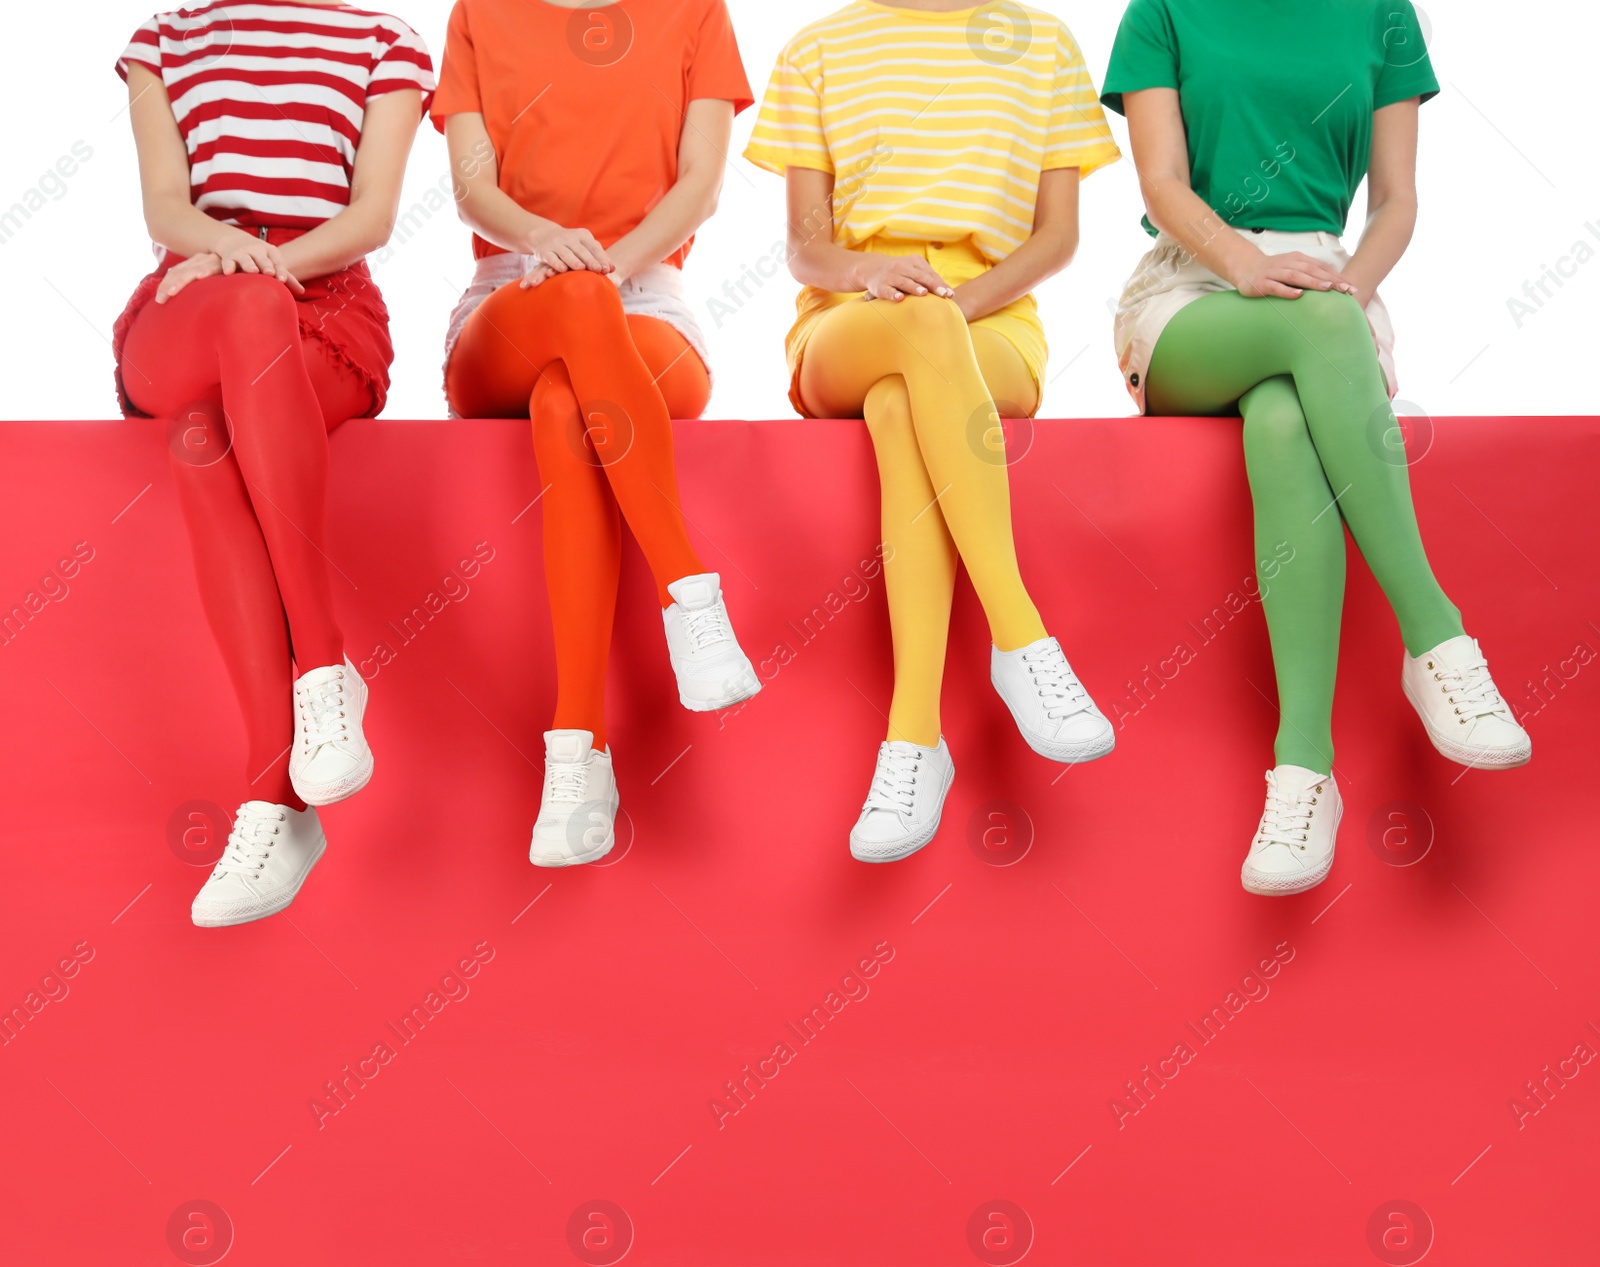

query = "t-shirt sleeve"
[1099,0,1178,116]
[116,16,163,82]
[742,34,831,176]
[1373,0,1440,107]
[429,0,481,134]
[688,0,754,113]
[1044,25,1122,177]
[369,21,437,116]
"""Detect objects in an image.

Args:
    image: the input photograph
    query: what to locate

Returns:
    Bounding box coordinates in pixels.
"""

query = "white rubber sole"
[1240,801,1342,897]
[1402,676,1531,769]
[1016,719,1116,765]
[530,832,616,868]
[530,796,620,868]
[678,666,763,713]
[294,750,375,808]
[191,834,327,928]
[850,762,956,864]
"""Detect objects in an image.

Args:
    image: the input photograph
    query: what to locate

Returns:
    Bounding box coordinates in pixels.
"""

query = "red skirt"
[112,227,396,419]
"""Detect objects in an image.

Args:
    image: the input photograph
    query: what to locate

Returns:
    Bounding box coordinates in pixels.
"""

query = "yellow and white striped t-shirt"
[744,0,1120,264]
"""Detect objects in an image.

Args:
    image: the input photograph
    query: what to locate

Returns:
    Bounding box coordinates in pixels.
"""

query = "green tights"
[1146,289,1464,773]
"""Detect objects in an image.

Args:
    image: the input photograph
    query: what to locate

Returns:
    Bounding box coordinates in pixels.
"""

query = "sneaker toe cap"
[1464,716,1532,758]
[1244,850,1308,878]
[850,808,910,847]
[1054,710,1113,744]
[301,747,362,781]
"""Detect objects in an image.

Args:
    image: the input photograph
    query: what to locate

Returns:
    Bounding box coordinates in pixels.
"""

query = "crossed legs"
[122,274,368,805]
[799,298,1045,746]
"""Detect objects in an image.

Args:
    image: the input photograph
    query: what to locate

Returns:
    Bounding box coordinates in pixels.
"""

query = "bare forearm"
[276,203,395,281]
[454,180,557,256]
[144,196,259,261]
[952,223,1077,322]
[1141,174,1261,286]
[607,177,718,281]
[1342,196,1416,307]
[788,236,872,294]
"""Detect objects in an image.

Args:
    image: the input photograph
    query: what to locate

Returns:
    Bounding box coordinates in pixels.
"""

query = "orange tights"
[447,269,710,750]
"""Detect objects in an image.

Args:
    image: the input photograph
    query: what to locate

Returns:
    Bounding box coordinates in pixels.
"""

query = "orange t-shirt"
[431,0,752,266]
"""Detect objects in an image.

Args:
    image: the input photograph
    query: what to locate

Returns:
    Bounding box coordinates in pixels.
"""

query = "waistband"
[468,254,685,297]
[150,224,314,265]
[1164,227,1343,250]
[248,225,310,246]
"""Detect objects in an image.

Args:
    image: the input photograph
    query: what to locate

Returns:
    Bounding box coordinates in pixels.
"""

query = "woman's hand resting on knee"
[1231,250,1358,301]
[155,237,306,304]
[855,253,956,302]
[519,224,617,290]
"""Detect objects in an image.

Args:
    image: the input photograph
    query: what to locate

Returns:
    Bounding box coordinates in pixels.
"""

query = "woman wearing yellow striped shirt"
[747,0,1122,862]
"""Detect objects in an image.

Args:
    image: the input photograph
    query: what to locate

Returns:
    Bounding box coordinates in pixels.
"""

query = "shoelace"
[297,672,350,752]
[1254,775,1322,854]
[863,746,924,815]
[680,602,733,653]
[543,759,590,806]
[213,808,286,878]
[1433,655,1507,722]
[1023,646,1090,721]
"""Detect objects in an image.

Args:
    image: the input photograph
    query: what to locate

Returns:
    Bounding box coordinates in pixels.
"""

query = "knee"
[166,398,235,473]
[863,376,913,440]
[212,274,301,334]
[539,269,624,332]
[531,376,582,462]
[889,294,968,346]
[1243,394,1308,450]
[1243,409,1317,484]
[195,277,302,365]
[1289,289,1371,347]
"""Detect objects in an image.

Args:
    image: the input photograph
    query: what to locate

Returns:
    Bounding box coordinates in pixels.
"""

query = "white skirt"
[442,257,711,418]
[1113,227,1399,414]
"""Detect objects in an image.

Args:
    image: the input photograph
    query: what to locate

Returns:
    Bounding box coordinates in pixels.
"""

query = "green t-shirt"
[1101,0,1439,236]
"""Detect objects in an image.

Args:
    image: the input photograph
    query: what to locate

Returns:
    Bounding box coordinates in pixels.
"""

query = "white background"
[1,0,1594,421]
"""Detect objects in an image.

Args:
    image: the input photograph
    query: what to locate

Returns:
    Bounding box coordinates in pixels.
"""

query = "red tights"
[447,270,710,750]
[122,274,369,808]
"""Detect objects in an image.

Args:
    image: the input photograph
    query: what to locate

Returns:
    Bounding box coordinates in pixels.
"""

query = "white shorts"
[442,257,712,418]
[1113,227,1398,414]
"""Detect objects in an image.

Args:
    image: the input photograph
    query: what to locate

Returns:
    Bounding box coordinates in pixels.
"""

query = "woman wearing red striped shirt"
[114,0,434,928]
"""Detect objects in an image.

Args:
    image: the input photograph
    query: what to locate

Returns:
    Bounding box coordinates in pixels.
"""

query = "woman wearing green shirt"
[1103,0,1531,897]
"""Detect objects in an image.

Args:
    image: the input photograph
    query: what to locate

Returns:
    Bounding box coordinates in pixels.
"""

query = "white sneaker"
[530,730,619,867]
[289,657,374,806]
[1402,635,1532,769]
[191,801,327,927]
[662,573,761,712]
[849,738,955,863]
[1240,766,1342,897]
[991,638,1115,763]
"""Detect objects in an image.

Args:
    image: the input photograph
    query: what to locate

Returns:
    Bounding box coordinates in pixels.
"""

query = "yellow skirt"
[783,236,1048,418]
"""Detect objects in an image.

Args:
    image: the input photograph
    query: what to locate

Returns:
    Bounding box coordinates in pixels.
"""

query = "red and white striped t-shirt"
[117,1,435,230]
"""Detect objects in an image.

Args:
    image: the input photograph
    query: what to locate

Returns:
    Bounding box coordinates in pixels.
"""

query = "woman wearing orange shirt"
[434,0,760,867]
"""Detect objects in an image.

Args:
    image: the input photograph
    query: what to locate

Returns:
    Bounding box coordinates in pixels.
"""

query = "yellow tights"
[798,296,1047,746]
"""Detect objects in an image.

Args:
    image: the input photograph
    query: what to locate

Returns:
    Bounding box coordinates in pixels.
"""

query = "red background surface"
[0,416,1594,1266]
